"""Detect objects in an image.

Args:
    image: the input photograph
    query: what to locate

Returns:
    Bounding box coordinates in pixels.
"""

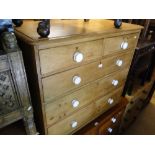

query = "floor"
[124,92,155,135]
[0,120,26,135]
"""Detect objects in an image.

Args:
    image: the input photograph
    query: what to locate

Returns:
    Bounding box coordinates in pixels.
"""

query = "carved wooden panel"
[0,70,19,115]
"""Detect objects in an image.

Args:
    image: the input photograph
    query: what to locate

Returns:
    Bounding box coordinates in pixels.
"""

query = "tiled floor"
[124,92,155,135]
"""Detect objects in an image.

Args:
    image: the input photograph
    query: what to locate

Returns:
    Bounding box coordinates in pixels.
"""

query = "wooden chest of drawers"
[15,20,142,134]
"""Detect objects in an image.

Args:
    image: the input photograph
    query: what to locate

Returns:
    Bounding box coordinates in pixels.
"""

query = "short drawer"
[39,40,103,75]
[47,102,96,135]
[45,69,128,126]
[103,33,139,55]
[95,86,123,115]
[42,52,133,102]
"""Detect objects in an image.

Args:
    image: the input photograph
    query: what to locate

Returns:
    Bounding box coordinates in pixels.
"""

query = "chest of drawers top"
[15,19,142,45]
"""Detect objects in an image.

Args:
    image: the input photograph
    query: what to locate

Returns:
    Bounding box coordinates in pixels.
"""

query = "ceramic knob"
[108,98,114,105]
[116,59,123,66]
[71,100,79,108]
[71,121,78,128]
[111,117,117,123]
[73,76,81,85]
[73,52,84,63]
[94,122,99,126]
[112,80,119,86]
[107,128,113,133]
[121,41,128,50]
[98,63,103,68]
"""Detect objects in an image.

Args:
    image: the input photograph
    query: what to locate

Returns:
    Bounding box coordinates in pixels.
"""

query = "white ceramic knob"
[71,121,78,128]
[98,63,103,68]
[116,59,123,67]
[111,117,117,123]
[71,100,79,108]
[94,122,99,126]
[112,80,119,86]
[108,98,114,105]
[134,36,137,39]
[121,41,128,50]
[73,52,84,63]
[73,76,81,85]
[107,128,113,133]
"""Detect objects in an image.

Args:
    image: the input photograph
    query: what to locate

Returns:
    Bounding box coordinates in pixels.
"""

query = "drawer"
[103,33,139,55]
[80,123,98,135]
[39,40,103,75]
[42,51,133,102]
[45,69,128,126]
[98,111,123,135]
[47,102,96,135]
[95,86,123,115]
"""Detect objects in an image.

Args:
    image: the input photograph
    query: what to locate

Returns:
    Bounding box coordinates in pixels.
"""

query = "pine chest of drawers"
[15,20,142,134]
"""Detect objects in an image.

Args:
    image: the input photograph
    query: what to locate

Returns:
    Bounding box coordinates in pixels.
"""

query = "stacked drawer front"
[39,32,139,134]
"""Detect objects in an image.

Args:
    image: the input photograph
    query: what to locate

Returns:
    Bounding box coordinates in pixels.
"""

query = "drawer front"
[98,111,123,135]
[45,69,128,126]
[39,40,103,75]
[42,51,133,102]
[103,33,139,55]
[95,86,123,115]
[47,102,96,135]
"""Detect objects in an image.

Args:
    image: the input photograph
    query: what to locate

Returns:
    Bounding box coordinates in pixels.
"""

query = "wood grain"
[39,40,103,75]
[45,69,129,127]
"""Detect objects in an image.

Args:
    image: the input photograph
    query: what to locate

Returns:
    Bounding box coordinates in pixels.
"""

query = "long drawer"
[47,102,97,135]
[39,40,103,75]
[42,52,133,102]
[45,69,128,126]
[103,33,139,55]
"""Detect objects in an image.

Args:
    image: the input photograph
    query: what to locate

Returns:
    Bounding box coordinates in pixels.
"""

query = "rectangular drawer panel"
[103,33,139,55]
[45,69,129,126]
[95,86,123,115]
[47,102,96,135]
[42,51,133,102]
[39,40,103,75]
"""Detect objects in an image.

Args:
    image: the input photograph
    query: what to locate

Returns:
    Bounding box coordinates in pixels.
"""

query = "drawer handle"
[73,52,84,63]
[111,117,117,123]
[71,121,78,128]
[73,76,81,85]
[71,100,80,108]
[98,63,103,68]
[116,59,123,67]
[112,80,119,86]
[94,122,99,126]
[108,98,114,105]
[107,128,113,133]
[121,41,128,50]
